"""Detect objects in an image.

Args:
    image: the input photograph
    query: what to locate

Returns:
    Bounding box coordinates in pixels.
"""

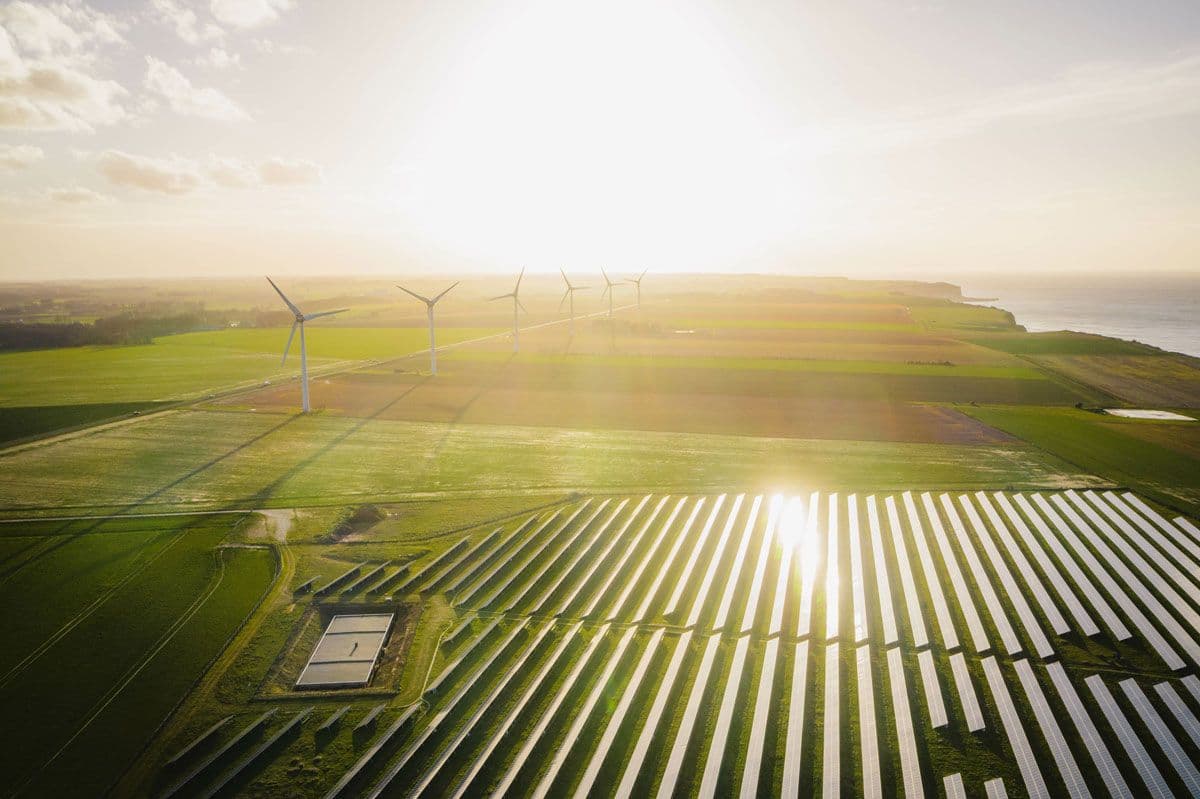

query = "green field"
[0,515,276,797]
[0,408,1098,516]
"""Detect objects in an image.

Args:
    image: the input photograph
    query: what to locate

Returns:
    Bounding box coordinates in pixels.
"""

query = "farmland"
[0,274,1197,798]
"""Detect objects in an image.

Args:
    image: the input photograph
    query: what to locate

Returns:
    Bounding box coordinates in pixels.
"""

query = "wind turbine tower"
[397,281,458,375]
[266,277,347,413]
[626,269,647,307]
[489,268,526,353]
[559,269,588,336]
[600,268,617,318]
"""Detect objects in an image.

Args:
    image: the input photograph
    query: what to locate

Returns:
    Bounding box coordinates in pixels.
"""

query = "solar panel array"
[162,490,1200,798]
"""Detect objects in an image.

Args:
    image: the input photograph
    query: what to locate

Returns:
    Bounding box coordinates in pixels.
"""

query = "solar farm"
[147,487,1200,798]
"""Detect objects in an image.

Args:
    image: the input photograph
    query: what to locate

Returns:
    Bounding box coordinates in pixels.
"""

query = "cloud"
[150,0,222,46]
[0,142,42,168]
[0,3,128,130]
[143,56,247,121]
[195,46,240,70]
[210,0,292,29]
[47,185,108,203]
[257,156,320,185]
[206,154,255,187]
[96,149,202,195]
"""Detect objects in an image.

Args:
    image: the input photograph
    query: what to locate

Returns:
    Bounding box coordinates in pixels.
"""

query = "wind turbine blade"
[517,297,528,314]
[396,284,432,304]
[601,267,611,286]
[432,281,459,303]
[488,292,514,302]
[281,320,298,365]
[558,289,569,312]
[513,267,525,295]
[601,284,610,299]
[639,268,647,281]
[303,308,348,322]
[560,268,572,289]
[266,276,304,317]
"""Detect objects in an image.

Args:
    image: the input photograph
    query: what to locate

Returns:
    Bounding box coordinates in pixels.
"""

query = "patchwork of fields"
[141,488,1200,798]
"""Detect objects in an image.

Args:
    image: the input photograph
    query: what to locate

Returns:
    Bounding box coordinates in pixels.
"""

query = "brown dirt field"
[636,300,915,324]
[471,323,1019,365]
[1032,354,1200,407]
[227,372,1017,445]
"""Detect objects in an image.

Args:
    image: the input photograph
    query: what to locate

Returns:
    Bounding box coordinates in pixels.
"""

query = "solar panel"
[976,492,1071,636]
[1175,515,1200,541]
[712,496,763,631]
[950,652,985,732]
[606,497,689,621]
[781,640,810,799]
[686,494,745,628]
[663,494,726,617]
[1009,494,1111,638]
[1100,492,1200,583]
[525,499,627,615]
[1045,662,1133,799]
[615,630,694,799]
[984,778,1008,799]
[1183,674,1200,709]
[634,497,707,621]
[940,494,1020,654]
[1121,492,1200,558]
[740,495,784,634]
[1085,675,1172,799]
[552,496,649,616]
[768,495,806,636]
[865,496,898,645]
[1119,679,1200,796]
[1032,494,1180,668]
[323,705,418,799]
[848,495,870,644]
[902,492,958,650]
[1053,493,1196,668]
[958,495,1053,658]
[492,623,611,797]
[885,495,928,647]
[886,646,925,799]
[1012,660,1088,799]
[656,635,722,799]
[531,626,639,799]
[506,499,614,613]
[826,493,840,641]
[922,493,989,653]
[740,638,782,799]
[699,635,753,798]
[795,496,821,638]
[943,773,966,799]
[451,623,582,799]
[822,643,840,799]
[443,513,539,595]
[856,645,882,799]
[1153,682,1200,751]
[582,496,669,618]
[575,629,666,798]
[454,505,573,606]
[981,657,1049,799]
[917,650,947,728]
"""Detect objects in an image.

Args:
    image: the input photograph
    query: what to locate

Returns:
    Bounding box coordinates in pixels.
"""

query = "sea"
[960,273,1199,358]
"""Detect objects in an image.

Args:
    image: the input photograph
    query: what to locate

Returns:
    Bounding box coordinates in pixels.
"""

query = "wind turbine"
[600,268,617,318]
[559,269,588,336]
[626,269,647,307]
[396,281,458,375]
[267,277,347,413]
[489,268,526,353]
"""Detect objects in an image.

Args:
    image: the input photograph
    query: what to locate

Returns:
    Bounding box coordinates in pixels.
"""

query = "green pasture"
[663,318,920,333]
[0,409,1099,516]
[0,327,499,409]
[966,331,1161,356]
[0,514,275,797]
[963,404,1200,514]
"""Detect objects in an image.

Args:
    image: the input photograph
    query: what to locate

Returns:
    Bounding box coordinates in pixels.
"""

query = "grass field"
[0,408,1099,517]
[0,514,275,797]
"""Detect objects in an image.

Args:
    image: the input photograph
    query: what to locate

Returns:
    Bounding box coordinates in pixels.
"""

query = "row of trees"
[0,311,229,350]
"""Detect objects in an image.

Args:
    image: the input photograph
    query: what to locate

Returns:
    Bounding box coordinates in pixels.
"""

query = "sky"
[1,0,1199,279]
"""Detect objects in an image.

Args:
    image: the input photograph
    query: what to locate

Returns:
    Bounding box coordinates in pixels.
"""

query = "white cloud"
[150,0,222,46]
[0,141,42,168]
[143,56,247,121]
[206,154,255,186]
[210,0,292,30]
[257,156,320,185]
[96,149,202,194]
[48,184,108,203]
[195,46,240,70]
[0,2,128,131]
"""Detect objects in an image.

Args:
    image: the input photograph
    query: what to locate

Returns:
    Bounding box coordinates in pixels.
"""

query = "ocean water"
[961,273,1199,358]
